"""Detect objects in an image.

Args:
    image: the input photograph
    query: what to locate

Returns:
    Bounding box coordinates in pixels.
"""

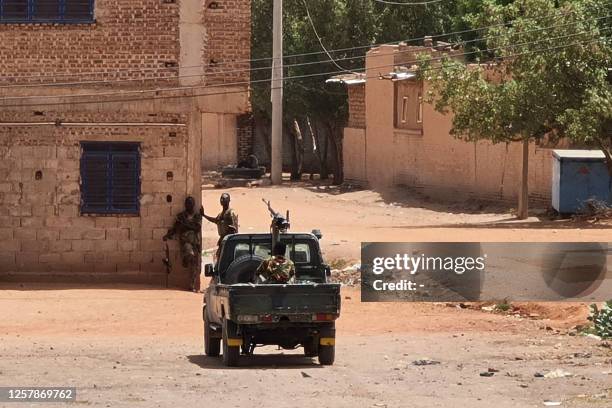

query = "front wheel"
[222,318,241,367]
[204,306,220,357]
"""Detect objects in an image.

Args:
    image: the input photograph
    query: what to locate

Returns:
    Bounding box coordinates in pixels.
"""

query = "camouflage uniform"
[166,211,202,268]
[256,255,296,284]
[213,208,239,241]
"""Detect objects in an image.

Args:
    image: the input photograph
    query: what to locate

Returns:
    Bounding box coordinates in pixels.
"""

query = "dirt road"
[1,184,610,407]
[201,183,612,261]
[0,286,610,408]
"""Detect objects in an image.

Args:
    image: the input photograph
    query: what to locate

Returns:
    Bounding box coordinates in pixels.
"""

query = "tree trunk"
[517,139,529,220]
[308,117,328,179]
[290,119,304,181]
[594,135,612,203]
[325,121,344,185]
[254,114,271,167]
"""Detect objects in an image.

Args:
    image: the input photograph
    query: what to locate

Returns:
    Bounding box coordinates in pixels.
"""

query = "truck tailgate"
[222,284,341,317]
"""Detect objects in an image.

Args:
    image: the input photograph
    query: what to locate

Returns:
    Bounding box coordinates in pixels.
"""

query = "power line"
[2,1,605,84]
[1,26,607,104]
[302,0,356,74]
[1,28,607,108]
[372,0,444,5]
[1,12,608,91]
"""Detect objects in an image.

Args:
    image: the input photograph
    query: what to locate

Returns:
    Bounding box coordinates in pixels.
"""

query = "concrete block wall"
[0,111,193,284]
[0,1,181,87]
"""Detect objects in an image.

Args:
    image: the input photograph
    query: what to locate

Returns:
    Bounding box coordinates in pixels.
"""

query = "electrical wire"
[1,12,608,90]
[302,0,357,74]
[2,1,607,83]
[0,28,607,108]
[372,0,444,5]
[1,26,607,104]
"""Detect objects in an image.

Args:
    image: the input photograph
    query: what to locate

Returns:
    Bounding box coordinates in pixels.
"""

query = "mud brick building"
[337,43,556,204]
[0,0,252,285]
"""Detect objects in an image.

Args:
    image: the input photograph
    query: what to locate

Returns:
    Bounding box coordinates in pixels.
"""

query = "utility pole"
[270,0,283,184]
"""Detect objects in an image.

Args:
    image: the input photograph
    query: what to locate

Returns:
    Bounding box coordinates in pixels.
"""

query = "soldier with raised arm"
[202,193,239,257]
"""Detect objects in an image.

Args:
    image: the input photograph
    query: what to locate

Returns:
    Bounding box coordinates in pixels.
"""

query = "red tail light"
[314,313,336,321]
[260,314,274,322]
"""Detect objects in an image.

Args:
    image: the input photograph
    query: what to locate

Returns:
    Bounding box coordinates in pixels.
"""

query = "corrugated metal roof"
[553,149,606,160]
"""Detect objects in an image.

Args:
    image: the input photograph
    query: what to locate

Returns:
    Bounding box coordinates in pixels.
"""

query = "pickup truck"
[202,232,341,367]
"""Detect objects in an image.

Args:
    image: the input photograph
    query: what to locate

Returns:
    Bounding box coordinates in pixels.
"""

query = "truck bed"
[217,283,341,321]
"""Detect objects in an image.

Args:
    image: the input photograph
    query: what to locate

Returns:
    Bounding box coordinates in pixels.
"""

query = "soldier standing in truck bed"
[202,193,239,258]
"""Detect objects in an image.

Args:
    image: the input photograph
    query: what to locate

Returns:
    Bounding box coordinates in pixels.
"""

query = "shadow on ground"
[187,353,323,370]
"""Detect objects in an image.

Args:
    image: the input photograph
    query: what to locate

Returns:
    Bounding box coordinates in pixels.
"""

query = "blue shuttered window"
[0,0,94,23]
[80,142,141,215]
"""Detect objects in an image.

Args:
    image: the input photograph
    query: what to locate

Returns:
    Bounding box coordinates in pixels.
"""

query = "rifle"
[162,241,172,288]
[262,198,290,248]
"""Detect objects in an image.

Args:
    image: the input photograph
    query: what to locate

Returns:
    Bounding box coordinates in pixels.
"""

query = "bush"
[588,300,612,339]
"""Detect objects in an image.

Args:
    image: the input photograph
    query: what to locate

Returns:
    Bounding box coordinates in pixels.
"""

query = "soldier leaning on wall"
[163,196,203,292]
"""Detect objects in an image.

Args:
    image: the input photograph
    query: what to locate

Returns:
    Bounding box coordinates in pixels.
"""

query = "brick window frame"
[0,0,95,24]
[80,142,141,216]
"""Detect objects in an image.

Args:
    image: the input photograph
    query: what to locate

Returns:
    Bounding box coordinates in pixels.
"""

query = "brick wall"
[348,85,366,129]
[237,113,254,161]
[0,111,193,284]
[0,1,181,87]
[203,0,252,85]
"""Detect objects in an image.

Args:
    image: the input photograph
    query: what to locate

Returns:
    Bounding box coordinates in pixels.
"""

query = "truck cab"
[202,233,341,367]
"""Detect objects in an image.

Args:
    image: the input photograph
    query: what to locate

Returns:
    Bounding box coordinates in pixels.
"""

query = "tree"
[419,0,611,217]
[251,0,458,183]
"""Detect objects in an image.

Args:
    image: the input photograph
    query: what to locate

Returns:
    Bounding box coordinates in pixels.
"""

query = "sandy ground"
[0,183,610,407]
[0,286,610,408]
[200,182,612,261]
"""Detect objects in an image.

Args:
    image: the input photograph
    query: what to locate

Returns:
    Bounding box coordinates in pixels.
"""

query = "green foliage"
[251,0,458,123]
[588,300,612,339]
[420,0,611,159]
[495,300,512,312]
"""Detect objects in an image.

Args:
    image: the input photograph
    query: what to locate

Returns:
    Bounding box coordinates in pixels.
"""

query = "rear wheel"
[203,306,220,357]
[222,318,241,367]
[318,324,336,365]
[318,344,335,365]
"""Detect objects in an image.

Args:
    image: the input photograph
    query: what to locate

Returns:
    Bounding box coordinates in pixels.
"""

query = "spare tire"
[223,254,266,284]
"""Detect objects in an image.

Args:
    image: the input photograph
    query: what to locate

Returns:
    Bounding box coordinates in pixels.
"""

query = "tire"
[318,345,335,365]
[222,318,241,367]
[224,255,266,284]
[318,324,336,365]
[304,340,318,357]
[204,306,220,357]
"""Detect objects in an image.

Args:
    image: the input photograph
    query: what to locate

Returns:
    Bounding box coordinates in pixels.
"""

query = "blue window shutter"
[1,0,94,23]
[1,1,29,20]
[110,151,140,213]
[33,0,60,19]
[63,0,92,20]
[80,142,140,215]
[81,150,111,213]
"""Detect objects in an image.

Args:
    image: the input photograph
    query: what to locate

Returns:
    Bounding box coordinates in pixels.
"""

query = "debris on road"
[412,359,441,366]
[543,369,573,379]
